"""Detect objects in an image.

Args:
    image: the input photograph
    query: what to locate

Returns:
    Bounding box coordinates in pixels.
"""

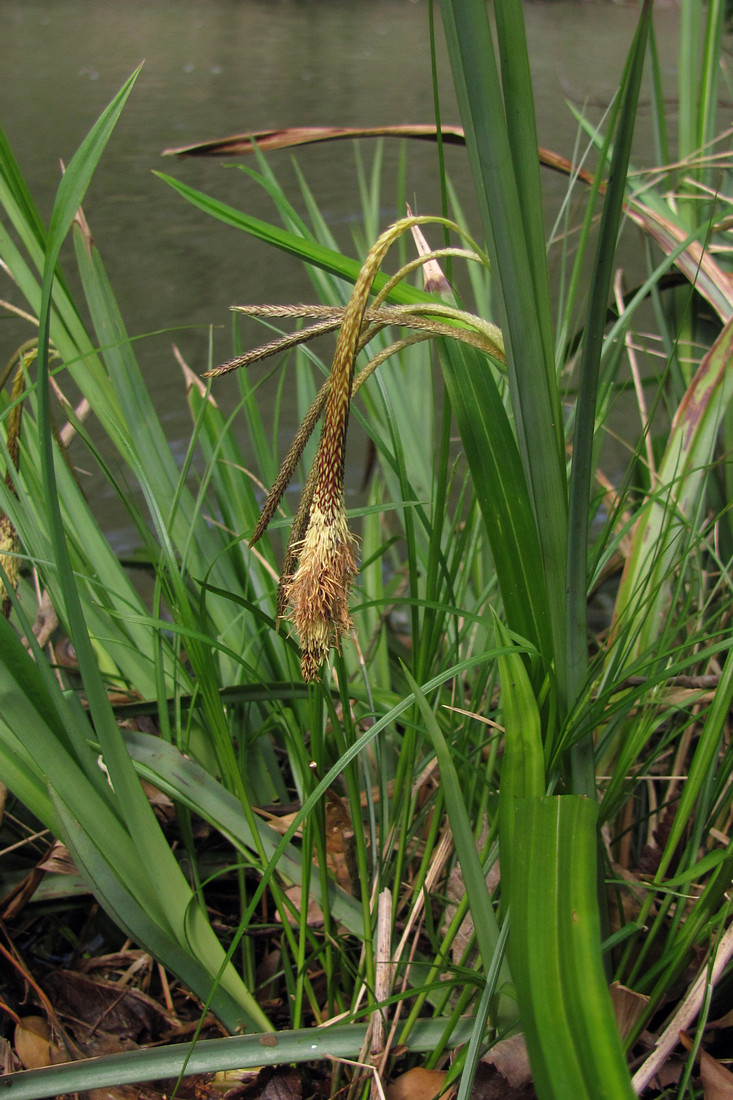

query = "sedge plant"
[2,2,733,1098]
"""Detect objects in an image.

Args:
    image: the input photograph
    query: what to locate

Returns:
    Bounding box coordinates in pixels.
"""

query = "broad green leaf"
[123,729,363,934]
[439,0,567,686]
[510,797,634,1098]
[0,1017,480,1100]
[565,0,652,791]
[52,791,268,1033]
[494,616,544,902]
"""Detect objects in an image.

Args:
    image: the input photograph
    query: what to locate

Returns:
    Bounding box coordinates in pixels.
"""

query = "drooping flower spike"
[209,215,504,680]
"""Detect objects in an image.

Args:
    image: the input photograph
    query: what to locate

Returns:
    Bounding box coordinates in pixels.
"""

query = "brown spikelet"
[0,513,20,619]
[1,361,26,618]
[282,500,357,681]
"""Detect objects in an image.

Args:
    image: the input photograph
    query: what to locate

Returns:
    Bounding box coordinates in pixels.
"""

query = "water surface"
[2,1,683,546]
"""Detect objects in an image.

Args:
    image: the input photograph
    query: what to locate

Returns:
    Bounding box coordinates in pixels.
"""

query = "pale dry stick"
[370,889,394,1098]
[157,963,175,1015]
[351,817,451,1082]
[632,919,733,1094]
[634,126,733,182]
[344,875,386,1042]
[350,880,389,1091]
[644,775,660,856]
[614,269,655,479]
[0,826,51,859]
[377,824,455,1078]
[57,396,91,449]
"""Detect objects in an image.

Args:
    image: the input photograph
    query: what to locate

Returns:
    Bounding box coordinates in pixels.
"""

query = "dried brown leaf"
[162,125,468,158]
[386,1067,451,1100]
[277,884,324,927]
[610,981,650,1042]
[160,126,595,189]
[482,1033,532,1089]
[701,1048,733,1100]
[13,1016,68,1069]
[47,968,178,1040]
[223,1065,302,1100]
[680,1032,733,1100]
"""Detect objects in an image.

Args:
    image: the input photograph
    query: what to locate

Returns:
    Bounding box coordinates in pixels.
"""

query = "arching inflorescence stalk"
[207,215,504,680]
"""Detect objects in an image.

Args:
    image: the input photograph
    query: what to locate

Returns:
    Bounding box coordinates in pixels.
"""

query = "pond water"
[2,1,686,549]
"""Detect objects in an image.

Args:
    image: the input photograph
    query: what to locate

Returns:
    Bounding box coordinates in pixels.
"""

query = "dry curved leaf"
[680,1032,733,1100]
[610,981,650,1042]
[482,1033,532,1088]
[386,1067,451,1100]
[14,1015,68,1069]
[701,1049,733,1100]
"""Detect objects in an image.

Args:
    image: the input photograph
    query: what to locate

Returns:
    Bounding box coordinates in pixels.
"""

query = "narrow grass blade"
[402,667,516,1030]
[650,646,733,888]
[156,172,429,308]
[19,68,270,1030]
[123,728,363,934]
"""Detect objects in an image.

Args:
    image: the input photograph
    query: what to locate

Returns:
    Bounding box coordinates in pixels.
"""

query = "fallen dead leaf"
[278,884,324,926]
[160,126,597,193]
[222,1065,302,1099]
[86,1089,144,1100]
[701,1049,733,1100]
[443,813,499,966]
[47,968,178,1040]
[680,1032,733,1099]
[386,1067,451,1100]
[482,1033,532,1088]
[13,1015,68,1069]
[610,981,650,1042]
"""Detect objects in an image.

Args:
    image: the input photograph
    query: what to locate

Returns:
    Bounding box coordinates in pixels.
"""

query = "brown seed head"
[283,497,357,681]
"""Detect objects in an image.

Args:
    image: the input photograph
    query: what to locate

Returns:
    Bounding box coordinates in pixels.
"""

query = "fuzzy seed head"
[284,498,357,681]
[0,514,19,615]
